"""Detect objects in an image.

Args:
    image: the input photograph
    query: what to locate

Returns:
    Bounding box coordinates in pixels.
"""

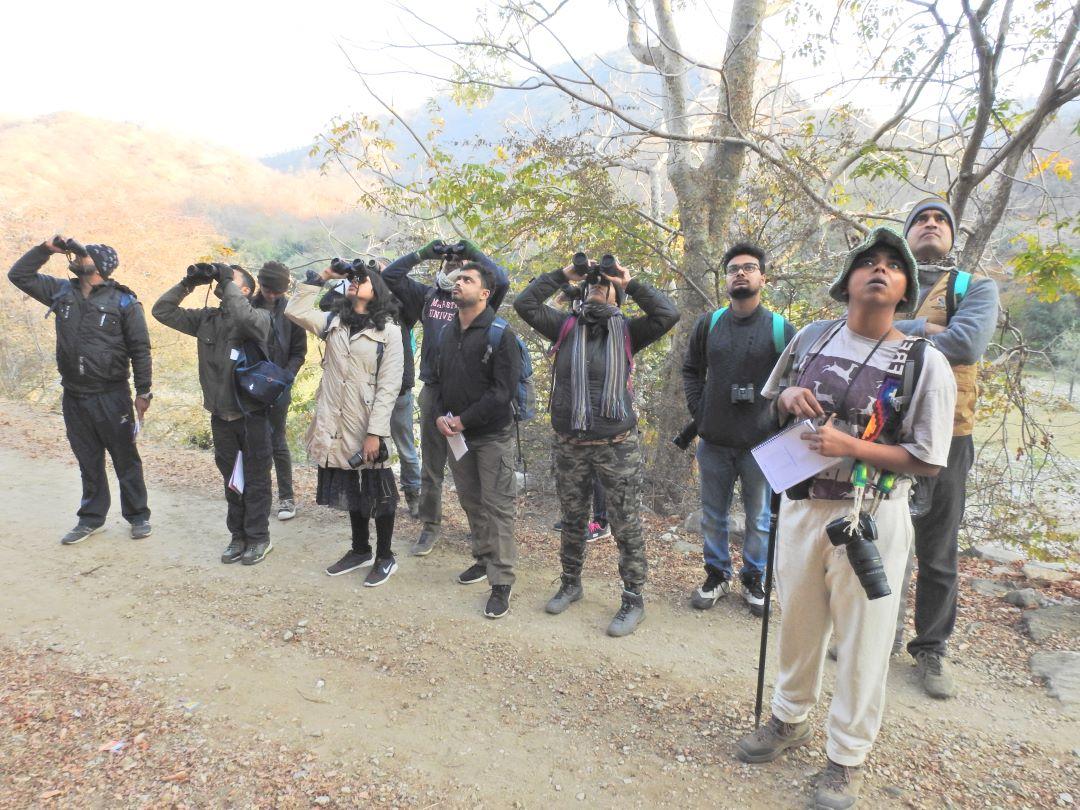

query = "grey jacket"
[152,280,272,418]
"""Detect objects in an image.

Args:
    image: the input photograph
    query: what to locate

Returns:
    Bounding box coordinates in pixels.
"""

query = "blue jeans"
[697,440,772,577]
[391,390,421,494]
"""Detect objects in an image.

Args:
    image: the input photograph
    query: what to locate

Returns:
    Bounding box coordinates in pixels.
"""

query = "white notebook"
[751,420,841,493]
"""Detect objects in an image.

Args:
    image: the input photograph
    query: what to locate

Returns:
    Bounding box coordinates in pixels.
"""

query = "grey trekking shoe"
[607,590,645,637]
[130,521,152,540]
[276,499,296,521]
[221,537,246,564]
[61,523,104,545]
[241,540,273,566]
[545,578,583,615]
[914,650,956,699]
[814,758,863,809]
[735,714,812,763]
[410,530,438,557]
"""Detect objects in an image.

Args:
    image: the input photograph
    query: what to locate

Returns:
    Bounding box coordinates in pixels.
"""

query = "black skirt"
[316,467,398,518]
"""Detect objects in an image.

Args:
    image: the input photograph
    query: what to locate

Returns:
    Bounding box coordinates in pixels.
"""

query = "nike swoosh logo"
[382,564,392,573]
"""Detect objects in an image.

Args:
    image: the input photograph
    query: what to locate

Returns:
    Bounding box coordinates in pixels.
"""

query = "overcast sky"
[3,1,1054,159]
[2,0,641,156]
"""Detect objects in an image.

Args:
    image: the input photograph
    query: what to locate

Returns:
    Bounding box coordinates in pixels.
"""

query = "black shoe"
[325,550,374,576]
[130,521,153,540]
[364,556,398,587]
[221,537,246,564]
[741,570,766,617]
[457,562,488,585]
[241,540,273,566]
[690,569,730,610]
[61,523,104,545]
[485,584,511,618]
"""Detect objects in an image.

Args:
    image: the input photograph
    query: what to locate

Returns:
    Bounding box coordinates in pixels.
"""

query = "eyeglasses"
[725,263,760,275]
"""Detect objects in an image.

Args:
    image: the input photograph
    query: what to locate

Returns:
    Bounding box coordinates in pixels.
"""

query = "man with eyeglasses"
[682,243,794,615]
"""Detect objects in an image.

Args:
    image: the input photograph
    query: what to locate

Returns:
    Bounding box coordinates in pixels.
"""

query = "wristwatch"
[136,392,153,401]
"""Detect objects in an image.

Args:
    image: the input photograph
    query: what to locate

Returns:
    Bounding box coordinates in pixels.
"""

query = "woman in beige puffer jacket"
[286,262,405,586]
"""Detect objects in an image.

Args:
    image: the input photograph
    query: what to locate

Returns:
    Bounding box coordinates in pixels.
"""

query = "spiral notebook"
[751,420,841,493]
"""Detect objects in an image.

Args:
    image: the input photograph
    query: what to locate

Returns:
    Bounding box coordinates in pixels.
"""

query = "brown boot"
[735,714,812,763]
[814,757,863,809]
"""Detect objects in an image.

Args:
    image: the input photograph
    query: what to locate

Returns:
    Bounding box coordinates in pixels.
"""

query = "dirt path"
[0,409,1077,807]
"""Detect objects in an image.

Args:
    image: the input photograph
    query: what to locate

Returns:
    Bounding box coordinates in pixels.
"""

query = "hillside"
[0,112,373,428]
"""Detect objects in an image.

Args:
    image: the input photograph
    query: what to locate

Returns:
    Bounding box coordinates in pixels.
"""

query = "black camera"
[433,240,466,259]
[826,512,891,600]
[348,439,389,469]
[731,383,755,404]
[672,420,698,451]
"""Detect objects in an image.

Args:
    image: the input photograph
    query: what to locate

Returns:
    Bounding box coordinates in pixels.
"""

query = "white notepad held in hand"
[751,420,841,493]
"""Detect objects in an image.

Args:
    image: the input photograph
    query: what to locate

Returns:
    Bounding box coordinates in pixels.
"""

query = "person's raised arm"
[7,239,68,306]
[513,269,573,343]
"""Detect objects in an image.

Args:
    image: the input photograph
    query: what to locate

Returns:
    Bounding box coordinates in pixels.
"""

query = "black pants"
[267,391,294,501]
[902,434,974,657]
[211,413,273,545]
[62,389,150,527]
[592,477,608,525]
[350,511,395,559]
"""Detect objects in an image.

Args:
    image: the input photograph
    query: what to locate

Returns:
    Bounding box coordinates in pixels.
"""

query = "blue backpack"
[436,316,536,422]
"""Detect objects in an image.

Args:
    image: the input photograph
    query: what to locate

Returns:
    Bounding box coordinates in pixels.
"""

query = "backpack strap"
[486,316,508,363]
[896,336,927,418]
[771,312,786,355]
[945,270,971,321]
[548,315,578,357]
[708,307,728,334]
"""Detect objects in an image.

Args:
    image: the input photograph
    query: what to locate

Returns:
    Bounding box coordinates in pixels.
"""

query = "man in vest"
[896,198,1000,699]
[681,243,795,616]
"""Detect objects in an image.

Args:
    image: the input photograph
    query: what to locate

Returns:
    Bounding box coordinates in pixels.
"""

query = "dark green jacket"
[152,280,271,418]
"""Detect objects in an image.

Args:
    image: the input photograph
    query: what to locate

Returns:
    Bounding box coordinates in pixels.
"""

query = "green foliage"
[1010,229,1080,303]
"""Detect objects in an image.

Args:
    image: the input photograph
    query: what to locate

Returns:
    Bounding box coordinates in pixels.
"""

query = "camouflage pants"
[553,431,646,591]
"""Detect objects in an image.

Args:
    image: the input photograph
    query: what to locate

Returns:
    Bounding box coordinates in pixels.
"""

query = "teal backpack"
[706,307,787,353]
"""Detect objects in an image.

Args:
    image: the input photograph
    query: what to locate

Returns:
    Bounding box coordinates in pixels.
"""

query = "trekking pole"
[754,490,783,729]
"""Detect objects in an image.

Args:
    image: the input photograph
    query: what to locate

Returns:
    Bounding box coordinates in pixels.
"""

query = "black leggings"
[350,511,395,559]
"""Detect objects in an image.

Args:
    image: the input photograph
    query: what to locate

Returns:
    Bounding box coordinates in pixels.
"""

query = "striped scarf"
[570,302,630,431]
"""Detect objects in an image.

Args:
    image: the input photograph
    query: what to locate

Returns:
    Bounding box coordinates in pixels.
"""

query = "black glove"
[211,263,234,285]
[184,263,215,288]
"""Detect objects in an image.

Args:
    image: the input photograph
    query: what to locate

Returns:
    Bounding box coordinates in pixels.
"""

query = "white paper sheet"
[228,450,245,494]
[751,420,841,493]
[447,431,469,461]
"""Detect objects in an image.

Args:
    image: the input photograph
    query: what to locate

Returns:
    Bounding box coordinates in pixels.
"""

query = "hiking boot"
[545,577,583,614]
[277,499,296,521]
[364,556,398,587]
[484,584,512,618]
[221,537,246,564]
[325,550,374,576]
[741,570,766,617]
[607,589,645,637]
[914,650,956,699]
[587,521,611,543]
[241,540,273,566]
[130,520,153,540]
[691,569,730,610]
[814,758,863,809]
[735,714,812,763]
[410,530,438,557]
[403,489,421,519]
[457,562,488,585]
[61,523,104,545]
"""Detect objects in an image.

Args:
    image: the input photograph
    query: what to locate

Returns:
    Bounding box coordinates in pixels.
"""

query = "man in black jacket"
[681,243,795,616]
[383,240,510,556]
[433,263,522,619]
[253,262,307,521]
[153,263,275,565]
[8,236,153,544]
[514,258,679,636]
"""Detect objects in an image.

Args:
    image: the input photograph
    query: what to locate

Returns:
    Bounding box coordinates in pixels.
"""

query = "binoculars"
[185,262,231,285]
[571,252,618,285]
[432,240,467,258]
[329,258,378,281]
[52,236,88,258]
